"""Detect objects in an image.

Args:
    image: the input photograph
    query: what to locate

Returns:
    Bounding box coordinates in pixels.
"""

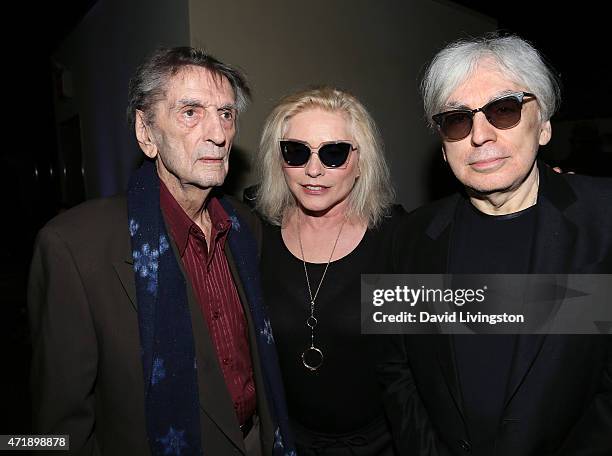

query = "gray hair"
[127,46,250,129]
[421,33,561,128]
[255,87,395,228]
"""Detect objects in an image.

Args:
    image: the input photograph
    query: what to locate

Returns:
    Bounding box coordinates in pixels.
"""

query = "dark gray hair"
[127,46,250,128]
[421,33,561,128]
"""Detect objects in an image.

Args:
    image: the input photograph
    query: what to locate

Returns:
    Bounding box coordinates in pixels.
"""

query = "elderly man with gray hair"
[380,34,612,455]
[28,47,295,456]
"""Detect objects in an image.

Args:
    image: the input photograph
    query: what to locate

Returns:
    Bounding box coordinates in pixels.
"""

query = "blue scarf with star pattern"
[127,160,295,456]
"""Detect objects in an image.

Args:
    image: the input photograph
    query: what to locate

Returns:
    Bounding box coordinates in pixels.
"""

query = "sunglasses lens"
[318,143,352,168]
[281,141,311,166]
[440,112,473,141]
[436,95,526,140]
[484,96,523,129]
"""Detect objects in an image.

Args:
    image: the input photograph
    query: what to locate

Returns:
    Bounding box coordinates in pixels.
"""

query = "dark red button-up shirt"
[160,182,256,425]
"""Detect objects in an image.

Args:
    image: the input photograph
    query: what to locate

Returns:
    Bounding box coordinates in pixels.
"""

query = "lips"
[301,184,329,194]
[472,157,503,164]
[303,185,327,190]
[198,157,225,164]
[468,155,509,171]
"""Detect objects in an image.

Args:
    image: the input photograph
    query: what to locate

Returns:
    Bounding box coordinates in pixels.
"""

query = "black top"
[449,199,536,274]
[449,198,536,455]
[261,207,404,435]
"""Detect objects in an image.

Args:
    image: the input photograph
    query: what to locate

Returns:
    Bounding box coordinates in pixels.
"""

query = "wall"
[54,0,497,206]
[53,0,190,198]
[189,0,496,210]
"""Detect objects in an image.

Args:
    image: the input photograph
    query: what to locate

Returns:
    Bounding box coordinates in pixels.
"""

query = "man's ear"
[539,120,552,146]
[135,110,158,158]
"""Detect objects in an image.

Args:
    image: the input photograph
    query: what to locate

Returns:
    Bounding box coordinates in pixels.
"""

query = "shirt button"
[222,357,231,365]
[212,310,221,320]
[233,402,239,410]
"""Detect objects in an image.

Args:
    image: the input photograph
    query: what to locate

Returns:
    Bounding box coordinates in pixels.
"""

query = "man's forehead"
[165,66,235,104]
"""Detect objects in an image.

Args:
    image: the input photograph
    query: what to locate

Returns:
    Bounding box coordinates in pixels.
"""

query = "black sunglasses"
[280,139,356,168]
[432,92,536,141]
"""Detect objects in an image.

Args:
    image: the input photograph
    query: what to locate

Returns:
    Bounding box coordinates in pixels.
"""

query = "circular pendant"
[302,346,324,371]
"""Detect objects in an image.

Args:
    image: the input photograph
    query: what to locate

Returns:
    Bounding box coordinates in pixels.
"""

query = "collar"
[425,160,578,241]
[159,181,231,257]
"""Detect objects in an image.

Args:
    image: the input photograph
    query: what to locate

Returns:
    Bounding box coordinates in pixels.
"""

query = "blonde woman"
[256,87,403,455]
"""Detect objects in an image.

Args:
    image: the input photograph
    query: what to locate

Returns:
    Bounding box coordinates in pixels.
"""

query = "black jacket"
[380,164,612,456]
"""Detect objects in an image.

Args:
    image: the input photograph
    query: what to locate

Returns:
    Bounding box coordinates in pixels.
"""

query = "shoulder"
[541,162,612,202]
[364,195,461,241]
[371,204,407,233]
[406,193,460,217]
[32,195,131,286]
[562,174,612,239]
[562,173,612,202]
[40,195,128,247]
[386,203,409,219]
[220,194,262,232]
[401,193,461,231]
[542,166,612,224]
[219,194,264,253]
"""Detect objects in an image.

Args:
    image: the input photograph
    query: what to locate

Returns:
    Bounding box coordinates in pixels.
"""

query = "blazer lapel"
[185,276,246,453]
[436,334,467,425]
[166,237,245,453]
[421,195,468,425]
[225,242,274,450]
[505,164,578,407]
[112,255,137,311]
[528,190,578,275]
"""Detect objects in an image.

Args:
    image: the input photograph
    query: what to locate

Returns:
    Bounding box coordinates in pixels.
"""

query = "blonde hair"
[255,87,395,227]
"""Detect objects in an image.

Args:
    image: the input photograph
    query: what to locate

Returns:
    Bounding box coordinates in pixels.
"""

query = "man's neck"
[159,174,213,236]
[469,164,539,216]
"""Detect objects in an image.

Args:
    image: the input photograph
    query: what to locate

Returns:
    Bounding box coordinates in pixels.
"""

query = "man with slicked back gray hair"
[380,33,612,455]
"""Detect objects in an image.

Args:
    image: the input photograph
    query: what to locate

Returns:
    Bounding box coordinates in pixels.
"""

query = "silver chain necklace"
[297,211,347,371]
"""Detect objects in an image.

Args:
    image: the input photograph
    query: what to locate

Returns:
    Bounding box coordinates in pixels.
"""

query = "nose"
[204,111,226,146]
[304,152,324,178]
[470,111,497,146]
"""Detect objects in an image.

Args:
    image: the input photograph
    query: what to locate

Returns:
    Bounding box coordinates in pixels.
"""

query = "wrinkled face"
[439,59,551,195]
[140,65,237,191]
[282,108,360,215]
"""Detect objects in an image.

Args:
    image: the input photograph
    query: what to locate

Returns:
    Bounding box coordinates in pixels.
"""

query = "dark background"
[2,0,610,434]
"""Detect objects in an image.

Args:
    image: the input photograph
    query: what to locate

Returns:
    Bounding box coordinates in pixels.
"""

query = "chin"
[467,179,517,195]
[461,169,516,191]
[196,172,228,188]
[294,198,327,213]
[298,203,328,213]
[306,200,351,216]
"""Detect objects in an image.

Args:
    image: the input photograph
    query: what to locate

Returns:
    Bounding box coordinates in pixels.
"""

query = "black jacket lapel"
[422,195,468,425]
[113,256,137,310]
[505,164,579,407]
